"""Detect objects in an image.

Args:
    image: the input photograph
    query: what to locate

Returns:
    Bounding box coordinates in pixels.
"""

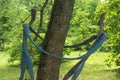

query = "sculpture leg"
[27,54,34,80]
[19,53,27,80]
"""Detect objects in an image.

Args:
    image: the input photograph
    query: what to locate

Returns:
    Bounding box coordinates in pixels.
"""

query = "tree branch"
[33,0,49,41]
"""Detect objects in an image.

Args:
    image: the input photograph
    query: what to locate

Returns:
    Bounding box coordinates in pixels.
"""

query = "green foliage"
[1,0,120,72]
[0,0,101,64]
[95,0,120,72]
[0,0,30,64]
[0,0,52,64]
[66,0,99,49]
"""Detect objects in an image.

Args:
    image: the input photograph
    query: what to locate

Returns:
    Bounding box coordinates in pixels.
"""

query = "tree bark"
[36,0,75,80]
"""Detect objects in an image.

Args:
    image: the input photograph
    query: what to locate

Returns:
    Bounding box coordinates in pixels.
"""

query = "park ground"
[0,51,120,80]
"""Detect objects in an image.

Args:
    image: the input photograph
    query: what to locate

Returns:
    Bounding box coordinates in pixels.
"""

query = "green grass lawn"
[60,51,120,80]
[0,51,120,80]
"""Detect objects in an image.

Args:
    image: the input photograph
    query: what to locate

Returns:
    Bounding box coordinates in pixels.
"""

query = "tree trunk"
[36,0,75,80]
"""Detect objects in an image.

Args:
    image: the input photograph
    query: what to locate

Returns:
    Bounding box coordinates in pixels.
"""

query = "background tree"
[1,0,120,79]
[0,0,101,64]
[95,0,120,72]
[36,0,75,80]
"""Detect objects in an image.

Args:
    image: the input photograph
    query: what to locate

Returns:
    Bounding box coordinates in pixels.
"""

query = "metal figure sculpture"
[19,25,34,80]
[19,13,107,80]
[63,31,107,80]
[63,13,107,80]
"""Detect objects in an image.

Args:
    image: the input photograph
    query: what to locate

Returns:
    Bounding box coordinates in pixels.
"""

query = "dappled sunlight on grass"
[0,52,119,80]
[60,52,119,80]
[0,66,20,80]
[0,52,9,68]
[79,64,119,80]
[0,52,20,80]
